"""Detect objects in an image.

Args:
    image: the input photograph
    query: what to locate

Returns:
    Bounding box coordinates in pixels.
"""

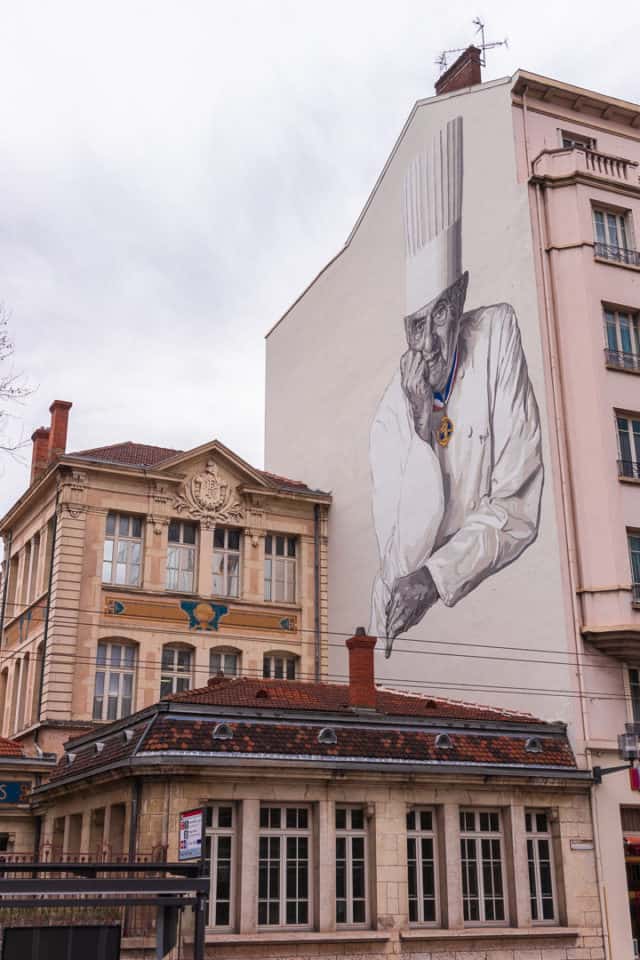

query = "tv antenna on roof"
[435,17,508,75]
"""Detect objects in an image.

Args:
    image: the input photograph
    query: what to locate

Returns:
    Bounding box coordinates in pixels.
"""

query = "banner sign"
[0,782,31,804]
[179,808,203,861]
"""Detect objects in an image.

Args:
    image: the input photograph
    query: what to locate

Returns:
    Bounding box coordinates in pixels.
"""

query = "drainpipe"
[128,778,142,861]
[0,531,12,648]
[35,490,60,741]
[313,505,321,681]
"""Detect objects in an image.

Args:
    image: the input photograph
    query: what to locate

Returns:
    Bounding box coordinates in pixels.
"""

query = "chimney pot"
[435,45,482,97]
[47,400,72,465]
[30,427,50,484]
[346,630,377,709]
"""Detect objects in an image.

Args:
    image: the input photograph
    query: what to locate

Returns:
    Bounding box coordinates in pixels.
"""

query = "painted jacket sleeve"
[370,373,444,588]
[426,305,543,606]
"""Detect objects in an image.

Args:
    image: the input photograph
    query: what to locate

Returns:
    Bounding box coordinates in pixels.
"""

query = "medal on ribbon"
[433,350,458,449]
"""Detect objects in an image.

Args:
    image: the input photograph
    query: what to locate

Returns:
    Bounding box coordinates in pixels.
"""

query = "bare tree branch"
[0,305,35,456]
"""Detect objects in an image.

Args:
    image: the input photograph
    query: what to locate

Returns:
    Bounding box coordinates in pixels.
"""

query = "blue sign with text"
[0,782,31,803]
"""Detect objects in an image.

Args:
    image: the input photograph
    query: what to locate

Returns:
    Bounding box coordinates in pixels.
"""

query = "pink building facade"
[265,59,640,958]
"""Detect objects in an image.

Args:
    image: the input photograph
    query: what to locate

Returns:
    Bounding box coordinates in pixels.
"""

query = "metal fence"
[595,241,640,267]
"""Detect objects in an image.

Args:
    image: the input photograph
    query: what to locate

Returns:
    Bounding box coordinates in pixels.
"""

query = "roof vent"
[66,752,76,765]
[435,733,453,750]
[212,722,233,741]
[123,729,134,743]
[255,689,269,700]
[425,699,437,709]
[95,742,105,755]
[525,737,543,754]
[318,727,337,745]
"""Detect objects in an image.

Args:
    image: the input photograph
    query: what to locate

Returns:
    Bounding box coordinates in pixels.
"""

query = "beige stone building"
[30,633,603,959]
[0,400,330,757]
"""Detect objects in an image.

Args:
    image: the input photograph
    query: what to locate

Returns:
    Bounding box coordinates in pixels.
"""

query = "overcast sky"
[1,0,639,519]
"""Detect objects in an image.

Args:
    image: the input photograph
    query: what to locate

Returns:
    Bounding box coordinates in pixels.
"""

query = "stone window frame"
[102,512,144,587]
[206,803,237,931]
[459,807,508,926]
[525,808,558,924]
[92,639,137,722]
[257,803,313,931]
[166,519,198,593]
[212,526,242,599]
[160,643,194,698]
[335,804,369,928]
[406,806,440,927]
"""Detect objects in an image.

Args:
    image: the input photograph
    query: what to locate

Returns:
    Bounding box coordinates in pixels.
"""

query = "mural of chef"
[369,116,543,656]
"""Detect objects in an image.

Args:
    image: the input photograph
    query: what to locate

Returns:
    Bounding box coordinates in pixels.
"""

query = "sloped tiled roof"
[66,442,316,492]
[45,722,149,783]
[168,676,538,724]
[0,737,24,758]
[143,716,576,768]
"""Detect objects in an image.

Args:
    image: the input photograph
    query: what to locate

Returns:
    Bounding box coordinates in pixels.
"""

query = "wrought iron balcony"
[619,460,640,480]
[605,348,640,371]
[633,583,640,605]
[595,241,640,266]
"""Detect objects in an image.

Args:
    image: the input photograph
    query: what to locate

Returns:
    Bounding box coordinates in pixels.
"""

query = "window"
[618,414,640,477]
[258,805,311,928]
[459,809,506,924]
[629,532,640,604]
[160,645,193,697]
[525,810,556,922]
[27,533,40,602]
[594,208,638,264]
[207,804,235,928]
[92,641,136,721]
[631,670,640,722]
[264,535,296,602]
[213,527,241,597]
[263,653,297,680]
[20,541,31,605]
[605,308,640,370]
[166,520,197,592]
[561,130,595,150]
[210,648,239,677]
[336,806,367,926]
[103,513,143,586]
[407,808,438,925]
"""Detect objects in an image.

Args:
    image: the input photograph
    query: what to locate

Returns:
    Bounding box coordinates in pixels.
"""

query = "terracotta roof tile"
[67,442,182,467]
[0,737,24,758]
[168,676,539,724]
[46,722,148,783]
[142,717,576,769]
[66,443,316,492]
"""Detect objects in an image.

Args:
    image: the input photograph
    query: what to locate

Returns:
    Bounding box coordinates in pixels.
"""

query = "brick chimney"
[30,427,50,484]
[47,400,72,464]
[435,45,482,97]
[346,627,377,709]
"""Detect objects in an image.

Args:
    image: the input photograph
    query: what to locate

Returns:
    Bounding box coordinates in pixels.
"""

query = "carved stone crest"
[174,459,243,527]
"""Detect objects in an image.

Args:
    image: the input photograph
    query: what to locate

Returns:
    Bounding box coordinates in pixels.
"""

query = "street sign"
[179,809,203,861]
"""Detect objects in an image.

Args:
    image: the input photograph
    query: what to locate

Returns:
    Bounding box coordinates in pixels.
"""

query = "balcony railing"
[605,348,640,371]
[619,460,640,480]
[595,241,640,266]
[633,584,640,605]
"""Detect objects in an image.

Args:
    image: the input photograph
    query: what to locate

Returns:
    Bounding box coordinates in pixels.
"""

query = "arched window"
[210,647,241,678]
[262,651,298,681]
[160,644,194,697]
[93,640,137,722]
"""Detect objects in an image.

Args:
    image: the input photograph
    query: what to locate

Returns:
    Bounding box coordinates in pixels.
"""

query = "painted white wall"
[265,79,581,740]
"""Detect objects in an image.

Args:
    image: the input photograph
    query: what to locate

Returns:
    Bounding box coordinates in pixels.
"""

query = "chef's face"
[404,272,469,392]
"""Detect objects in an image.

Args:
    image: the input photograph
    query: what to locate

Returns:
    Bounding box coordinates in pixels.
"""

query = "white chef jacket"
[369,302,543,636]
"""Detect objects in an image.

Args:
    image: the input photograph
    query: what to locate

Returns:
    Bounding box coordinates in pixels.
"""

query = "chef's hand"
[385,566,439,655]
[400,350,433,443]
